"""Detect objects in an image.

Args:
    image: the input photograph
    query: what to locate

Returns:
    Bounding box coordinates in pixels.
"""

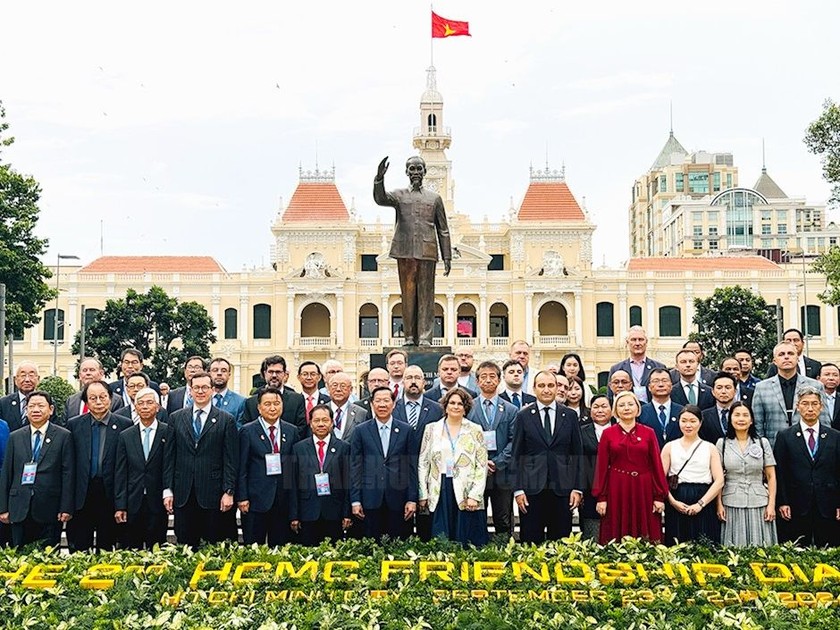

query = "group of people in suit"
[1,325,839,550]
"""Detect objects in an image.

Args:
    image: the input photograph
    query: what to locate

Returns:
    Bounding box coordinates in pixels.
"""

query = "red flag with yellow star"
[432,11,470,38]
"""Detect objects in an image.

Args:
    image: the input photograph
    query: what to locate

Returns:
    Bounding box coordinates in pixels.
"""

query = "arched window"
[427,113,437,131]
[43,308,65,341]
[253,304,271,339]
[658,306,682,337]
[596,302,615,337]
[301,303,331,337]
[359,303,379,338]
[224,308,238,339]
[629,305,642,327]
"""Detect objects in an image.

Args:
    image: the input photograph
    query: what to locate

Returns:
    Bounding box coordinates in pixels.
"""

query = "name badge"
[315,472,331,496]
[265,453,282,476]
[445,458,455,478]
[483,430,498,452]
[21,462,37,485]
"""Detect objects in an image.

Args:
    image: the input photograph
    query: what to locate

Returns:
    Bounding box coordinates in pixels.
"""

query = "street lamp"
[53,253,80,375]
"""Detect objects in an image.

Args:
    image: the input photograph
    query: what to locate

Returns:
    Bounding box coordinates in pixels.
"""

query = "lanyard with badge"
[22,433,41,485]
[479,401,498,452]
[443,422,461,478]
[264,424,283,476]
[314,441,331,496]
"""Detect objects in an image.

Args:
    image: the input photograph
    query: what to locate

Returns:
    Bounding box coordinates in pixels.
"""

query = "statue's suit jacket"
[373,181,452,262]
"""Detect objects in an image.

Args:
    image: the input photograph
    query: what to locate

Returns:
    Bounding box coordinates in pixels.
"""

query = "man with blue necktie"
[499,360,536,409]
[468,361,517,539]
[639,368,683,449]
[209,358,246,428]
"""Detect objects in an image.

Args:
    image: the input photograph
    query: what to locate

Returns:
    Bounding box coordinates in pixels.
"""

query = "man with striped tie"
[499,360,536,409]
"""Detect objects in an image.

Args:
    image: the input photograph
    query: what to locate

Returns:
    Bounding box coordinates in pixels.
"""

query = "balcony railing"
[536,335,571,346]
[489,337,509,347]
[298,336,333,347]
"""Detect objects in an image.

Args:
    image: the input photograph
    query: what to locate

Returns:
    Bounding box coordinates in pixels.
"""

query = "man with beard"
[208,358,246,428]
[242,356,305,432]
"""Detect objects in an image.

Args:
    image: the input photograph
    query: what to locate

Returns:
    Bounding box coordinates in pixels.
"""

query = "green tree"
[690,286,778,372]
[0,100,55,338]
[38,375,75,423]
[72,285,217,386]
[805,98,840,206]
[811,246,840,306]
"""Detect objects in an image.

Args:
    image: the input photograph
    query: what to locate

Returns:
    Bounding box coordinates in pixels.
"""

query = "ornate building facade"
[16,68,835,392]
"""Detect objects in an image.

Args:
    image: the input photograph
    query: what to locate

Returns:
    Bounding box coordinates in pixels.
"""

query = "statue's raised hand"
[376,156,389,180]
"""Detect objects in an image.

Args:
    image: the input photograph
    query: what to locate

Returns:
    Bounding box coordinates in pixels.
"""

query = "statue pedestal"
[371,347,453,386]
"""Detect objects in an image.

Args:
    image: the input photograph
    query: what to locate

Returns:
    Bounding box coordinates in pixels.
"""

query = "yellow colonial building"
[16,68,837,392]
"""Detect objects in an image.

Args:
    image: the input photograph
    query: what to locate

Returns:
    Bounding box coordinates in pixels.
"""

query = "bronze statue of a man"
[373,155,451,347]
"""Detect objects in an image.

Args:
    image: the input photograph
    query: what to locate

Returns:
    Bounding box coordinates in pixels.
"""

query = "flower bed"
[2,536,840,628]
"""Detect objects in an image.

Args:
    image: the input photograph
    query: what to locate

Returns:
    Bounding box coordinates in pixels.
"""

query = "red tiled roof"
[517,181,586,221]
[283,182,349,222]
[627,256,781,271]
[80,256,225,273]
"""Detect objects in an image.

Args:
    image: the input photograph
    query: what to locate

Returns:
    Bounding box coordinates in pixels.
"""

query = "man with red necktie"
[297,361,329,427]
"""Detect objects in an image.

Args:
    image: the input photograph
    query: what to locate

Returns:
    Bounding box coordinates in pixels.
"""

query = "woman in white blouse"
[661,405,725,545]
[418,388,489,546]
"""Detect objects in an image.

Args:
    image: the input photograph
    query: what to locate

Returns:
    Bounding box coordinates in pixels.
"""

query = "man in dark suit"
[734,349,762,390]
[298,361,330,425]
[766,328,821,379]
[512,371,584,543]
[700,372,740,444]
[0,391,74,548]
[818,363,840,430]
[0,361,41,431]
[638,368,683,448]
[66,380,132,551]
[350,386,418,540]
[355,368,390,420]
[164,371,238,547]
[392,364,442,540]
[242,356,306,432]
[425,354,478,402]
[237,387,299,546]
[720,356,754,407]
[115,372,168,425]
[165,356,208,414]
[326,372,365,442]
[499,360,536,409]
[290,405,352,545]
[468,360,517,539]
[109,348,161,406]
[608,326,665,403]
[670,349,715,411]
[374,155,451,347]
[114,387,172,549]
[675,341,716,386]
[775,386,840,546]
[393,365,444,432]
[65,357,123,422]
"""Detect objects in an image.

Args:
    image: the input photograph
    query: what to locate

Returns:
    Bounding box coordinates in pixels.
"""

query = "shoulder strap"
[675,440,703,478]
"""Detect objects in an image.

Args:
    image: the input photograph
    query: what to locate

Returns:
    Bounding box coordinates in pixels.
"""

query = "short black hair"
[782,328,804,341]
[711,371,737,388]
[370,386,396,402]
[25,390,54,407]
[257,386,285,404]
[298,360,321,375]
[309,403,333,420]
[127,371,150,386]
[185,355,208,370]
[121,348,144,362]
[81,380,112,403]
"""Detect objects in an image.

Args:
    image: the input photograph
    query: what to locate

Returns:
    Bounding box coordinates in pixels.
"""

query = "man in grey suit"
[374,155,451,347]
[66,358,124,422]
[468,361,517,539]
[608,326,665,403]
[754,342,830,447]
[326,372,365,442]
[0,391,74,548]
[164,372,238,547]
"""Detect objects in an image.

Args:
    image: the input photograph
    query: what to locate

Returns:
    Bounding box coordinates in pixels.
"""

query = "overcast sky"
[2,0,837,271]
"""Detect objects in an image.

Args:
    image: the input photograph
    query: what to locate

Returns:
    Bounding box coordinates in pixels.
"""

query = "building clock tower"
[413,66,455,212]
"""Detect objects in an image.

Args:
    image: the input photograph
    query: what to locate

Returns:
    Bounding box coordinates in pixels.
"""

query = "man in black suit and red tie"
[237,387,299,546]
[164,372,238,547]
[774,386,840,546]
[114,387,172,549]
[67,380,132,551]
[512,371,584,543]
[290,405,352,545]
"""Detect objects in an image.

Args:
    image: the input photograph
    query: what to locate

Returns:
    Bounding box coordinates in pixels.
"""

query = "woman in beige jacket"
[418,388,489,545]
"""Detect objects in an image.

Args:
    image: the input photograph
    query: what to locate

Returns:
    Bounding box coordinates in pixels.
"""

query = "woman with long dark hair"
[716,401,777,547]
